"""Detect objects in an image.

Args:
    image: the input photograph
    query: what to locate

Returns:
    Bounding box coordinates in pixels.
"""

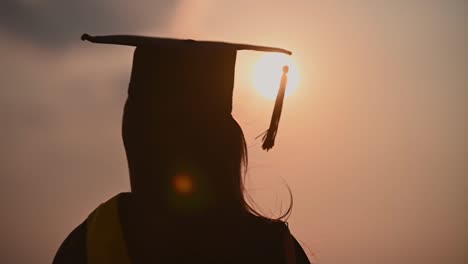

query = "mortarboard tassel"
[260,65,289,151]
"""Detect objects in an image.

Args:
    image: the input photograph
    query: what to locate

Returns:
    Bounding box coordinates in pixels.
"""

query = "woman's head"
[122,98,248,214]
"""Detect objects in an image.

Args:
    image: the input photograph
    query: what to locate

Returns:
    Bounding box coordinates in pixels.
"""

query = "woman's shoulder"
[230,213,290,245]
[243,213,289,230]
[52,220,87,264]
[240,214,312,263]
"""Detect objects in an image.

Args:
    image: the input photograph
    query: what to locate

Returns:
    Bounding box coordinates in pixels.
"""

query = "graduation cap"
[81,34,292,150]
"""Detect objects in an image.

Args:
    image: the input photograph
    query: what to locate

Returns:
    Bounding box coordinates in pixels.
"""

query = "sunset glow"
[253,53,300,99]
[6,1,467,263]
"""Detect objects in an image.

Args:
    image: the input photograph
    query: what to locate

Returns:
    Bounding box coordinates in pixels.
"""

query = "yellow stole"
[87,193,131,264]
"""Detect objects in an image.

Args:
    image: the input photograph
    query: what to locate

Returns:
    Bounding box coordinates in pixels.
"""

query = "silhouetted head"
[122,97,247,214]
[80,34,292,215]
[121,44,250,214]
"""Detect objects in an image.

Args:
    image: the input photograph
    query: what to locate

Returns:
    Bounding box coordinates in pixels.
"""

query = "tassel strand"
[261,65,289,151]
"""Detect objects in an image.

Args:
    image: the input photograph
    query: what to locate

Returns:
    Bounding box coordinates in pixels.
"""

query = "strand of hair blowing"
[231,116,293,221]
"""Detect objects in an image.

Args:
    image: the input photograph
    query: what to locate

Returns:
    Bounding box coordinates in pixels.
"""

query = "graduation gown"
[53,193,311,264]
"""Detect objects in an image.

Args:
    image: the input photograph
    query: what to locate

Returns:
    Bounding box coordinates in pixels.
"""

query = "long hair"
[122,99,292,220]
[230,117,293,221]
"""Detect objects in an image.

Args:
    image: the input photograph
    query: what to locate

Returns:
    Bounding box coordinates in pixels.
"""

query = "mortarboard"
[81,34,292,150]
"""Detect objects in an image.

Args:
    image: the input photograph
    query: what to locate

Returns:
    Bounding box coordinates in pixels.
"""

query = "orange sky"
[0,1,467,263]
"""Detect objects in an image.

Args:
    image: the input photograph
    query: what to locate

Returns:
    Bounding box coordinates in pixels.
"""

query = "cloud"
[0,2,182,261]
[0,0,179,48]
[0,34,133,262]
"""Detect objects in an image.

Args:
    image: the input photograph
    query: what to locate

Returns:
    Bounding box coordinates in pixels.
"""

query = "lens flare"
[173,174,194,195]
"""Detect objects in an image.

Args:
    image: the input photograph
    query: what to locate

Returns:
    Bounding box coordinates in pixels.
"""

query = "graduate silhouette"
[53,34,311,264]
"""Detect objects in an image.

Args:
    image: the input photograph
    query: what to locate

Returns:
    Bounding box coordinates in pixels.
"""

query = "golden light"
[253,53,300,99]
[173,174,194,195]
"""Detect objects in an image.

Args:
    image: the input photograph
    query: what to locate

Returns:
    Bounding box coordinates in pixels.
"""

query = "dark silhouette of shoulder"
[53,199,311,264]
[53,220,87,264]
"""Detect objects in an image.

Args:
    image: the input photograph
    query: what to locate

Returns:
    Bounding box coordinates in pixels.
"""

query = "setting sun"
[253,53,300,99]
